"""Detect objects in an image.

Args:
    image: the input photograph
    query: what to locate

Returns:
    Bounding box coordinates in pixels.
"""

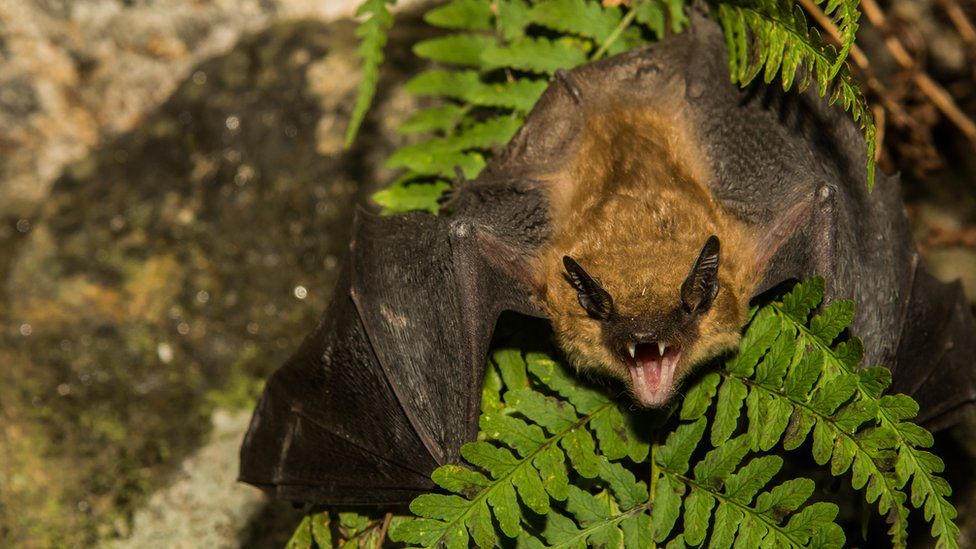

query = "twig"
[859,0,976,147]
[375,512,393,549]
[872,104,886,161]
[592,0,644,60]
[937,0,976,49]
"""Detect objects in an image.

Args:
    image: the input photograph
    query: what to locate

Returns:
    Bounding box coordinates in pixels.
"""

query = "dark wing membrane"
[892,265,976,430]
[349,212,488,465]
[239,265,440,504]
[240,197,546,504]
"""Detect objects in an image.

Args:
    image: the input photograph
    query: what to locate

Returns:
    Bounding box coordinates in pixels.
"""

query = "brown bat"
[536,94,763,407]
[239,15,976,505]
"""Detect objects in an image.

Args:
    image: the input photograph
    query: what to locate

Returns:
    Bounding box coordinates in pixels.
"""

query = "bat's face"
[546,235,753,408]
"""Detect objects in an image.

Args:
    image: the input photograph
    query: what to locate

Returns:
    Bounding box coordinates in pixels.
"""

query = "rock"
[0,0,422,218]
[103,410,266,549]
[0,13,429,546]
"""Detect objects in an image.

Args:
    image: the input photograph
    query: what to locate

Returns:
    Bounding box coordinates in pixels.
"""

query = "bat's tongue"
[628,343,681,407]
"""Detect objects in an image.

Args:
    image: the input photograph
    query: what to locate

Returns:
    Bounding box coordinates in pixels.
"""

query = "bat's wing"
[240,189,549,504]
[605,13,976,428]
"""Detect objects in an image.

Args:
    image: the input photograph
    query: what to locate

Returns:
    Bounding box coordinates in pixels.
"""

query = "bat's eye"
[563,256,614,320]
[681,235,721,314]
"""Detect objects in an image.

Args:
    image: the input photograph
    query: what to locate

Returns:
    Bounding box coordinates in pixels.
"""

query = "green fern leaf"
[424,0,494,31]
[482,37,589,74]
[496,0,534,41]
[535,444,571,500]
[371,181,449,214]
[682,487,715,546]
[526,352,607,414]
[413,34,498,67]
[565,485,612,526]
[530,0,622,43]
[712,376,748,446]
[467,78,549,112]
[345,0,395,147]
[679,371,721,420]
[714,0,876,187]
[656,417,706,474]
[432,464,492,496]
[397,104,467,135]
[709,502,744,549]
[651,473,684,542]
[507,388,577,432]
[480,411,547,457]
[693,435,750,487]
[285,515,313,549]
[488,482,520,537]
[461,440,520,478]
[755,477,815,514]
[620,513,654,548]
[562,427,601,479]
[405,69,482,100]
[784,502,842,544]
[809,299,856,346]
[634,1,667,40]
[597,458,648,509]
[494,347,529,390]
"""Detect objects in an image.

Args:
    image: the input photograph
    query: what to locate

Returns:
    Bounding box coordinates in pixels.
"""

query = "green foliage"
[344,0,395,147]
[286,511,331,549]
[384,278,957,548]
[286,277,959,547]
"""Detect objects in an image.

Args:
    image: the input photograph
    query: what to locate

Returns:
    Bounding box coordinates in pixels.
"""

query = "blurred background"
[0,0,974,547]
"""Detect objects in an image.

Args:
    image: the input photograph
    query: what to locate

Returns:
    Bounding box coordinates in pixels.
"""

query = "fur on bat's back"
[536,100,763,389]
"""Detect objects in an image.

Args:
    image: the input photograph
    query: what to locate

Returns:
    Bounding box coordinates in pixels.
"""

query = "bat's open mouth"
[620,341,682,407]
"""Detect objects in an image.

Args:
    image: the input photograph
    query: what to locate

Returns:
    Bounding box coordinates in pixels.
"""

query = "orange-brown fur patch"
[539,103,762,399]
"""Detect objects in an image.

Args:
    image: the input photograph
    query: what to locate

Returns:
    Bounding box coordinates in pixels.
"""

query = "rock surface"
[0,0,419,219]
[104,410,265,549]
[0,7,430,546]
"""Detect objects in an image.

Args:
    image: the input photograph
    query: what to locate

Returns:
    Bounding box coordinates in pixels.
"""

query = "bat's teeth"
[627,343,636,359]
[658,341,666,356]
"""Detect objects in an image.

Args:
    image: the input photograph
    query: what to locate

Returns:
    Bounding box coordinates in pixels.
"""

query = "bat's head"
[546,234,753,408]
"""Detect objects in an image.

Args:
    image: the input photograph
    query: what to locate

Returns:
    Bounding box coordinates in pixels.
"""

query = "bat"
[238,14,976,505]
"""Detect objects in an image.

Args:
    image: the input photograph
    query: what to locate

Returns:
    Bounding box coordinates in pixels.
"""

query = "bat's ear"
[563,256,614,320]
[681,235,720,314]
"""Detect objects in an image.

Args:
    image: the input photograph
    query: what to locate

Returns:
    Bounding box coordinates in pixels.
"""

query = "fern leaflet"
[344,0,395,147]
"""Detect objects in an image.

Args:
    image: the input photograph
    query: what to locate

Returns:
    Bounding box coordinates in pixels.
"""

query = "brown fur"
[537,103,762,401]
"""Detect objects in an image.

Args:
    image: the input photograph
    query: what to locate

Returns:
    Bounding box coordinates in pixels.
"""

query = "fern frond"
[389,349,649,547]
[344,0,395,148]
[715,0,877,186]
[770,278,960,548]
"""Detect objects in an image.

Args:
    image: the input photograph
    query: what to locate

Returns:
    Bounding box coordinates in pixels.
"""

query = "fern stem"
[665,471,810,547]
[649,444,659,504]
[591,1,643,60]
